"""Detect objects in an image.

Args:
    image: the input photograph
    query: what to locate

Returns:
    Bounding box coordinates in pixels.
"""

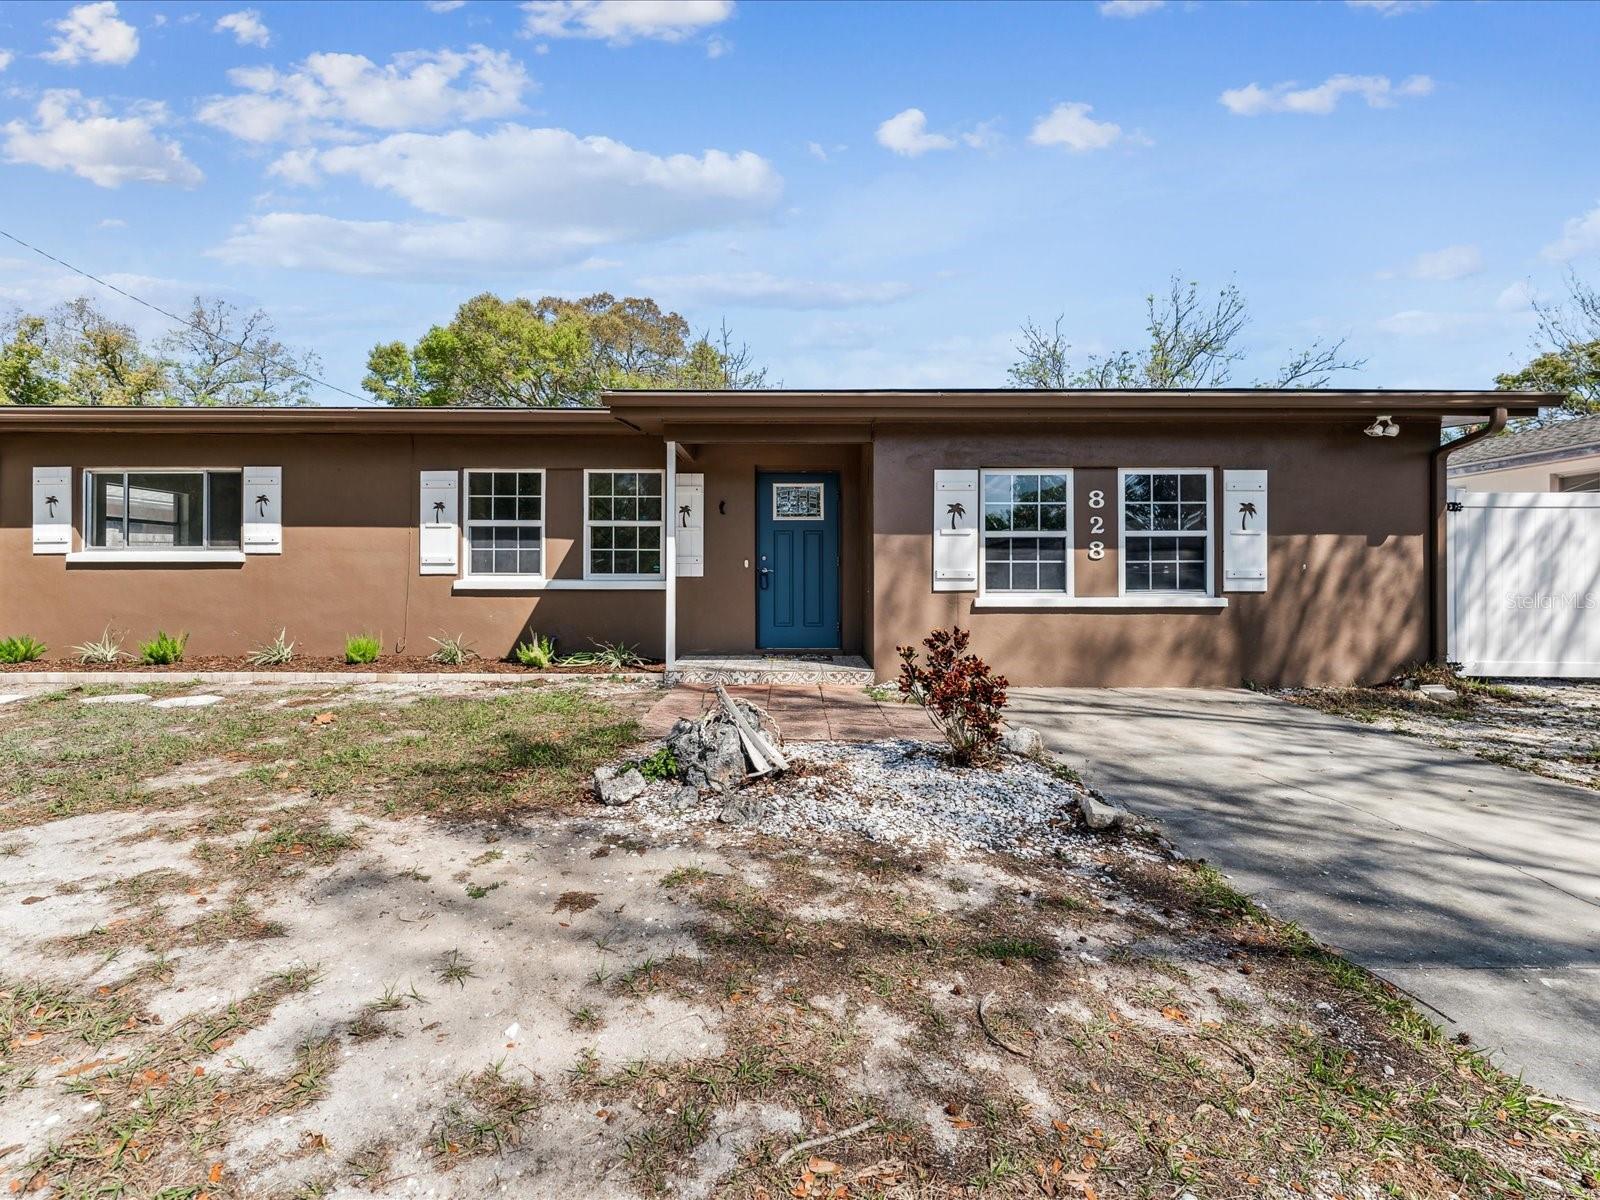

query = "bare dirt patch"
[2,681,1596,1199]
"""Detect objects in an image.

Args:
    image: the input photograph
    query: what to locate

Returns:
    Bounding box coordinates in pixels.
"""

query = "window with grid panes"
[464,470,543,576]
[981,470,1071,593]
[586,470,664,578]
[1122,470,1211,594]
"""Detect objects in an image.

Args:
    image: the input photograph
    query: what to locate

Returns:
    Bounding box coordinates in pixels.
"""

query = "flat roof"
[0,388,1559,435]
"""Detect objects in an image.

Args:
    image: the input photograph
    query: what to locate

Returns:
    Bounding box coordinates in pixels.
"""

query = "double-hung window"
[585,470,664,580]
[1121,469,1212,595]
[465,470,543,578]
[981,470,1071,594]
[85,469,242,551]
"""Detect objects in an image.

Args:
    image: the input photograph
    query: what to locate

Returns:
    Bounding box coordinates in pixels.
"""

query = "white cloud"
[1028,101,1121,152]
[212,124,782,276]
[0,50,13,72]
[634,271,913,310]
[705,34,730,58]
[1495,281,1537,312]
[875,108,954,157]
[1220,73,1434,116]
[43,2,140,66]
[960,119,1001,151]
[95,216,127,228]
[266,146,320,185]
[214,9,270,48]
[522,0,733,44]
[426,0,468,9]
[1346,0,1433,14]
[3,90,202,188]
[1542,202,1600,262]
[197,46,531,143]
[1098,0,1165,15]
[1404,243,1483,281]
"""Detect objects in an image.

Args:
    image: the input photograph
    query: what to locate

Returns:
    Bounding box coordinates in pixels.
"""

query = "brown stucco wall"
[870,422,1435,687]
[0,431,672,660]
[0,430,872,663]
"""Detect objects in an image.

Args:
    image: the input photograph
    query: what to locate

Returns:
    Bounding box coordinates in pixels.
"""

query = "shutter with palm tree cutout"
[933,469,978,592]
[420,470,459,575]
[242,467,282,554]
[32,467,71,555]
[676,473,704,578]
[1223,469,1267,592]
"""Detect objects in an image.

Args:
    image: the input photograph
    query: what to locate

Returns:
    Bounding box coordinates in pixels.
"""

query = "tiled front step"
[665,655,876,686]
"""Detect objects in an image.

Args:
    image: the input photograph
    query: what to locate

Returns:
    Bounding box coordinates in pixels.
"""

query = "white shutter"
[1223,469,1268,592]
[676,472,705,578]
[933,469,979,592]
[32,467,71,555]
[242,466,282,554]
[420,470,459,575]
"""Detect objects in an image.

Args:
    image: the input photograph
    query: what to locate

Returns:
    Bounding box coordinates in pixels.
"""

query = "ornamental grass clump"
[138,631,188,666]
[0,635,47,664]
[896,625,1009,766]
[73,627,126,665]
[248,629,295,667]
[429,632,475,666]
[344,634,382,665]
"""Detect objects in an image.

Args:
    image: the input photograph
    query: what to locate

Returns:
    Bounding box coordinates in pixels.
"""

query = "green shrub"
[513,634,556,669]
[634,745,679,782]
[248,629,295,667]
[428,632,475,666]
[559,640,645,669]
[138,631,188,666]
[344,634,382,665]
[72,627,125,665]
[0,635,47,664]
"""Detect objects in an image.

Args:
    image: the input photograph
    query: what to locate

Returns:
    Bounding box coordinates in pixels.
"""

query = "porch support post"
[665,439,678,670]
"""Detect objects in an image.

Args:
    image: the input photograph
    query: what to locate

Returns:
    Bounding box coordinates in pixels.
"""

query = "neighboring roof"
[0,388,1561,436]
[1447,412,1600,474]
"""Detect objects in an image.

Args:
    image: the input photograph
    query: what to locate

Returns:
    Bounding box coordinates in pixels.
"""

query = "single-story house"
[0,388,1557,686]
[1448,412,1600,493]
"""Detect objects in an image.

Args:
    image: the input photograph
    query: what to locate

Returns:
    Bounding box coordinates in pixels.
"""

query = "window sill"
[66,550,247,565]
[453,577,665,592]
[971,594,1228,610]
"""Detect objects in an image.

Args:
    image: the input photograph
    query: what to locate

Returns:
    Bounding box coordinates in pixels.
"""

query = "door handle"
[757,565,772,590]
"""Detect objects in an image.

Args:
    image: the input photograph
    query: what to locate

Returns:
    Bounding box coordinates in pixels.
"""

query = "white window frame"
[461,467,546,583]
[977,467,1075,602]
[1117,467,1214,598]
[583,468,666,582]
[81,467,244,554]
[771,480,825,521]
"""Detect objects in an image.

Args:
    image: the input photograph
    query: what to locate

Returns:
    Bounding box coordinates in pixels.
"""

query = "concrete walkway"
[1008,687,1600,1111]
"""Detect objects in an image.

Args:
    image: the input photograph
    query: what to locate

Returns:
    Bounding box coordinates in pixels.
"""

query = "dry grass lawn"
[1,679,1595,1199]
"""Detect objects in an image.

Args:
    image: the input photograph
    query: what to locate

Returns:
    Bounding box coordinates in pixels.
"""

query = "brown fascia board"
[0,405,630,436]
[605,388,1559,430]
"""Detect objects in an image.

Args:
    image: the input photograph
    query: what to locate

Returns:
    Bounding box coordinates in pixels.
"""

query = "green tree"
[1009,277,1363,390]
[1495,273,1600,425]
[2,295,317,407]
[364,293,772,406]
[0,314,65,405]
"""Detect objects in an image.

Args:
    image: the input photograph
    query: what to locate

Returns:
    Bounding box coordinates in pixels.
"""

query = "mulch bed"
[0,655,664,675]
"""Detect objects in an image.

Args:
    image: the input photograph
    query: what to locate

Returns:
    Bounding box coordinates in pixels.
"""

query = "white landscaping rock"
[0,695,26,707]
[1418,684,1459,703]
[80,693,152,706]
[593,764,647,806]
[1078,794,1131,832]
[151,694,224,709]
[1001,725,1043,756]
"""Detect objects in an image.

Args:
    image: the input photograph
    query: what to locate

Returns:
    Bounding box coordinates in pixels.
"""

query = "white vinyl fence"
[1448,489,1600,677]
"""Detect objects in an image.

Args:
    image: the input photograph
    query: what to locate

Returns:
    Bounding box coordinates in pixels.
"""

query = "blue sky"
[2,0,1598,401]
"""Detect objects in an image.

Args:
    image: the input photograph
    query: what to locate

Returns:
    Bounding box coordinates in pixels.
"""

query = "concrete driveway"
[1008,687,1600,1111]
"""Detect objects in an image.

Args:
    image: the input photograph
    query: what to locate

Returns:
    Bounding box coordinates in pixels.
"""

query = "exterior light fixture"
[1364,414,1399,438]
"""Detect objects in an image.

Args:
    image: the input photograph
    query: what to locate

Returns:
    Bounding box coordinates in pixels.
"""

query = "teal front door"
[756,472,840,650]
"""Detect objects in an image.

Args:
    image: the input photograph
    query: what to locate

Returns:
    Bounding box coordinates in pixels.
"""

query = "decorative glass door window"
[772,482,824,520]
[586,470,664,578]
[981,471,1070,592]
[1122,470,1211,593]
[465,470,543,577]
[85,470,243,550]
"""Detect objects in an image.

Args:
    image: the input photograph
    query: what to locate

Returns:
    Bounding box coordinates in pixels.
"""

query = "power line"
[0,226,368,404]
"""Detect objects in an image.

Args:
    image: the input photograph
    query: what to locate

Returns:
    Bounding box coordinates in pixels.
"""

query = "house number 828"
[1087,541,1105,560]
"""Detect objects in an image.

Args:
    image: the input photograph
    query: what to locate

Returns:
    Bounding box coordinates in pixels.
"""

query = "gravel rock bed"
[627,738,1094,859]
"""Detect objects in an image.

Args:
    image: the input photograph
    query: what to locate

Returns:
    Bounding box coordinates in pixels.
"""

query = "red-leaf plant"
[895,625,1010,766]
